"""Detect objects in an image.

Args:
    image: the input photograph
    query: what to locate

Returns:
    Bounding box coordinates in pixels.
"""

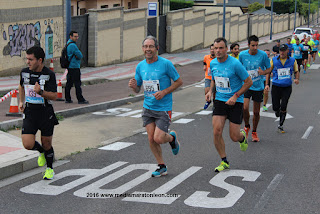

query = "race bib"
[143,80,160,97]
[277,68,290,80]
[24,85,44,104]
[303,46,309,51]
[248,69,260,82]
[214,76,231,93]
[294,50,300,56]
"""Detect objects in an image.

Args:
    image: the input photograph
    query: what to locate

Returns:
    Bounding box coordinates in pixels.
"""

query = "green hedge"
[266,0,317,18]
[170,0,194,11]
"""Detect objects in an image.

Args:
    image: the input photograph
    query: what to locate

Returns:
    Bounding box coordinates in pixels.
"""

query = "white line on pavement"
[0,160,70,188]
[302,126,314,139]
[99,142,135,151]
[173,118,195,124]
[252,174,284,213]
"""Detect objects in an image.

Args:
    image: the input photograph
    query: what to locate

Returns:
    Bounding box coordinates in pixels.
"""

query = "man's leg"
[204,79,212,109]
[73,68,85,102]
[251,100,261,142]
[212,115,227,159]
[65,70,73,102]
[243,97,250,137]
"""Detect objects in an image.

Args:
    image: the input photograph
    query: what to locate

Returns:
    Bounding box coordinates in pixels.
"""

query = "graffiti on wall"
[2,19,60,58]
[2,22,41,57]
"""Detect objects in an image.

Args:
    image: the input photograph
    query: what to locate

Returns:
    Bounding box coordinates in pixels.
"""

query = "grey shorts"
[142,108,172,133]
[205,79,211,88]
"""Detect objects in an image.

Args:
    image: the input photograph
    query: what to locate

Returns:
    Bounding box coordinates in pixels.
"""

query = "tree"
[248,2,264,13]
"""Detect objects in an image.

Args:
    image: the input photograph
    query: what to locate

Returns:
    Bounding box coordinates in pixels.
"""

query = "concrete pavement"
[0,29,295,180]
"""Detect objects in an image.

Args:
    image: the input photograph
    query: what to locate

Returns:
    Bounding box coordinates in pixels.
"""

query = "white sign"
[148,2,157,16]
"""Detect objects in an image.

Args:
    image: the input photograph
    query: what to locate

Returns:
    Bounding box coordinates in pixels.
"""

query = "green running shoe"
[215,161,230,172]
[38,153,46,167]
[43,168,55,180]
[239,130,248,151]
[307,63,310,68]
[262,105,268,111]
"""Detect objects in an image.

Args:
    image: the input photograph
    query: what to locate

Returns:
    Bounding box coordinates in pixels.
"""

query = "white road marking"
[253,174,284,213]
[302,126,314,139]
[196,110,212,115]
[117,110,142,117]
[130,114,142,118]
[123,166,202,204]
[308,64,320,69]
[173,118,195,124]
[99,142,135,151]
[195,83,205,88]
[172,112,184,118]
[0,160,69,188]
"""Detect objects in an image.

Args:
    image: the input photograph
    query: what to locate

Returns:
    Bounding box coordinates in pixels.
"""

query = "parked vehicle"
[292,27,314,41]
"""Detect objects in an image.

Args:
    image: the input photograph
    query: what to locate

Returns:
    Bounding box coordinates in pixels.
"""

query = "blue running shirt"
[239,50,271,91]
[210,56,249,103]
[135,56,180,111]
[292,44,303,59]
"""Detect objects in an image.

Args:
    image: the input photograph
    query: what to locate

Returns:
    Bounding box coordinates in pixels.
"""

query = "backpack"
[60,42,75,68]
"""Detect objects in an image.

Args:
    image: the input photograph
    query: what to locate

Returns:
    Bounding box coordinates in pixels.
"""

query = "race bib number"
[294,50,300,56]
[277,68,290,80]
[303,46,309,51]
[214,76,231,93]
[248,69,260,82]
[24,85,44,104]
[143,80,160,97]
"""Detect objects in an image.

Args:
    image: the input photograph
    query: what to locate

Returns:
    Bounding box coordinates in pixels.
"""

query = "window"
[128,2,131,9]
[101,5,108,9]
[113,4,120,7]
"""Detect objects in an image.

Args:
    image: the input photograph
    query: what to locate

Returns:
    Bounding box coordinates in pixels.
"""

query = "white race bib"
[248,69,260,82]
[214,76,231,93]
[277,68,290,80]
[24,85,44,104]
[294,50,300,56]
[143,80,160,97]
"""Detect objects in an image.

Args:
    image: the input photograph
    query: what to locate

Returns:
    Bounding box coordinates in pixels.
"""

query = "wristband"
[39,89,44,95]
[235,92,240,98]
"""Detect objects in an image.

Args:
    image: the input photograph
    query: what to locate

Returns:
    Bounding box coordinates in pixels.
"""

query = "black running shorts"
[244,89,264,103]
[22,105,58,136]
[212,100,243,124]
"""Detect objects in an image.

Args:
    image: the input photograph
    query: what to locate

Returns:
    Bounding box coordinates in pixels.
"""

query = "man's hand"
[294,79,299,85]
[128,78,137,90]
[205,91,212,102]
[225,94,237,106]
[258,67,264,75]
[264,85,270,92]
[19,102,24,112]
[34,82,41,94]
[154,91,166,100]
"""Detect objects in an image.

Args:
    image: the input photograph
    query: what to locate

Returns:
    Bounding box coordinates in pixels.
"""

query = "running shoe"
[38,153,46,167]
[43,168,55,180]
[307,63,310,68]
[239,130,248,151]
[303,70,306,74]
[243,126,250,138]
[252,131,260,142]
[169,131,180,155]
[262,105,268,111]
[152,165,167,177]
[204,101,211,110]
[278,125,285,133]
[215,161,230,172]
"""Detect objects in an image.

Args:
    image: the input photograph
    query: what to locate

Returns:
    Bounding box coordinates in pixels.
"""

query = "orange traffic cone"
[56,80,64,101]
[50,59,54,71]
[6,91,22,117]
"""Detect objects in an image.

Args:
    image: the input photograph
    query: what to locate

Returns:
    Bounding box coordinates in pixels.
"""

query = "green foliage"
[55,113,64,121]
[170,0,194,11]
[271,0,318,18]
[248,2,264,13]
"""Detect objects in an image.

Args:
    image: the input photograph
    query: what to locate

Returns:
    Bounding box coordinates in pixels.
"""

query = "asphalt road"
[1,59,320,213]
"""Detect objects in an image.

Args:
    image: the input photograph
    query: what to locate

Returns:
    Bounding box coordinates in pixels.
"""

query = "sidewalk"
[0,29,294,180]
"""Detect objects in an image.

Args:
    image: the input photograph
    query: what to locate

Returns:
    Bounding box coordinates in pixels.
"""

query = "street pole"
[294,0,297,30]
[270,0,273,40]
[66,0,71,41]
[308,0,310,27]
[318,0,319,24]
[223,0,226,38]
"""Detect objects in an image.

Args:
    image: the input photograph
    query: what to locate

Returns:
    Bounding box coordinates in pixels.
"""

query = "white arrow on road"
[249,104,293,121]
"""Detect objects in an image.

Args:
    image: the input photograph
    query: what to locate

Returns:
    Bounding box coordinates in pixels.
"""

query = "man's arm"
[18,84,25,112]
[33,82,57,101]
[128,78,141,93]
[155,77,183,100]
[293,60,299,85]
[225,76,253,105]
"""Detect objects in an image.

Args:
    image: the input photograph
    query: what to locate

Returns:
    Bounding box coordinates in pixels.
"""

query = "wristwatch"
[39,89,44,95]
